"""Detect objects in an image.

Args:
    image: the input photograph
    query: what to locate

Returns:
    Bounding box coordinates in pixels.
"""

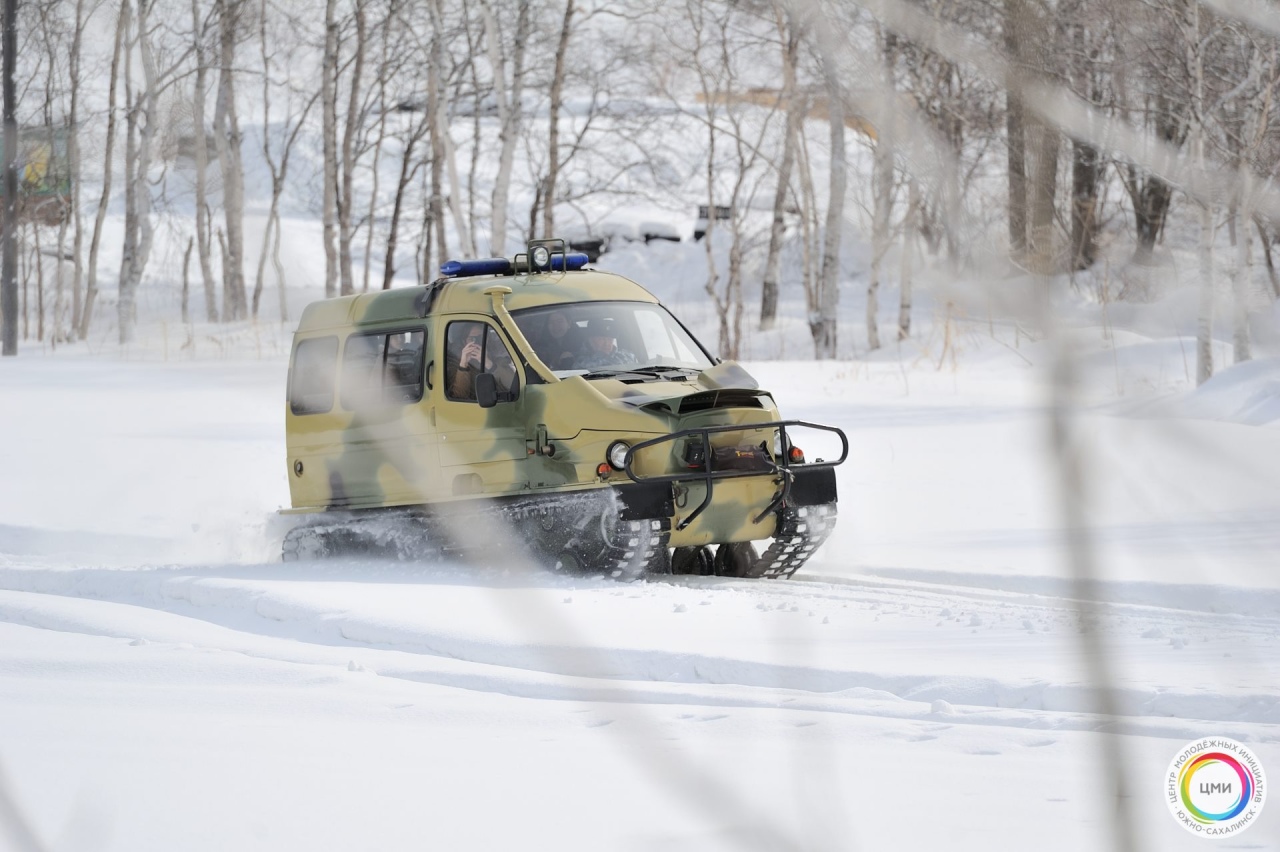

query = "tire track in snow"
[1,563,1277,733]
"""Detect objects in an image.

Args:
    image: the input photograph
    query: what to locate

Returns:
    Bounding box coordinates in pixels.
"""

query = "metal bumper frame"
[621,420,848,531]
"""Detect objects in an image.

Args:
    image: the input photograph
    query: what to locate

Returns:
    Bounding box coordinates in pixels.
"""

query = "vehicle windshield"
[511,300,714,377]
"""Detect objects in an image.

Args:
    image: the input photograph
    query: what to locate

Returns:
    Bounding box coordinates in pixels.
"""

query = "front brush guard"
[622,420,848,531]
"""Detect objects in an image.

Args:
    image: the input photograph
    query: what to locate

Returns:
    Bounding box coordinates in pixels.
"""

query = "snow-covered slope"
[1,328,1277,850]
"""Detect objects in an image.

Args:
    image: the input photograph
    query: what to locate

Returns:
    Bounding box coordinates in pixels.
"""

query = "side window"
[384,330,426,401]
[446,321,520,403]
[340,329,426,410]
[340,334,383,409]
[290,336,339,415]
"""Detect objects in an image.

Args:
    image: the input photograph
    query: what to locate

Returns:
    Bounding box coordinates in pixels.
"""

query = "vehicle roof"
[295,269,660,333]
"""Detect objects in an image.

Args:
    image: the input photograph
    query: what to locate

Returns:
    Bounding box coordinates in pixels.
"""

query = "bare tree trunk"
[361,147,383,291]
[899,178,917,340]
[1027,122,1059,273]
[796,128,818,331]
[761,5,799,331]
[321,0,339,298]
[383,149,414,289]
[814,50,844,358]
[182,236,193,324]
[20,227,29,340]
[1233,166,1253,364]
[702,113,722,355]
[542,0,574,239]
[868,29,897,352]
[482,0,530,255]
[430,0,469,259]
[1004,0,1028,257]
[191,0,218,322]
[1257,217,1280,299]
[728,221,744,359]
[252,0,273,319]
[1070,139,1100,270]
[34,225,43,342]
[254,199,278,316]
[214,0,248,321]
[338,0,366,296]
[425,11,446,277]
[69,0,87,334]
[118,0,157,346]
[362,21,391,294]
[79,0,126,340]
[426,0,449,273]
[1196,193,1215,384]
[273,209,288,322]
[1024,0,1060,277]
[254,2,313,319]
[1189,3,1213,385]
[384,115,430,290]
[1067,12,1101,271]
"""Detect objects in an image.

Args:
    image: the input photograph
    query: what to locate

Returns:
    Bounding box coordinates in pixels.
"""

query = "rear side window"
[341,329,426,409]
[290,336,339,415]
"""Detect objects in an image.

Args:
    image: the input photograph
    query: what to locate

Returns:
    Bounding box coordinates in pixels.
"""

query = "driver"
[576,318,636,370]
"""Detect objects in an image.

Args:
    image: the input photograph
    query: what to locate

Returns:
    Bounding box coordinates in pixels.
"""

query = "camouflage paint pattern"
[285,267,804,546]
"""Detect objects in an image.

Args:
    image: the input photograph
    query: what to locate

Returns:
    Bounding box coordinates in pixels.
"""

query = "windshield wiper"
[582,364,700,380]
[624,364,699,376]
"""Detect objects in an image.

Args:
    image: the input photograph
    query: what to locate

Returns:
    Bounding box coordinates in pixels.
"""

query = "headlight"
[531,245,551,269]
[607,440,630,470]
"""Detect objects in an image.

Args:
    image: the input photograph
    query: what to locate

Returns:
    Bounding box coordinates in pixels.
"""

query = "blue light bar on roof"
[551,252,590,271]
[440,257,514,278]
[440,252,590,278]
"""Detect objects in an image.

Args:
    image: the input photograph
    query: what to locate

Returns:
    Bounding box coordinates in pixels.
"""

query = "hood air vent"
[644,389,766,415]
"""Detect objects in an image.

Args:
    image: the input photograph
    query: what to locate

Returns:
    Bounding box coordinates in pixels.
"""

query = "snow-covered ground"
[2,262,1278,848]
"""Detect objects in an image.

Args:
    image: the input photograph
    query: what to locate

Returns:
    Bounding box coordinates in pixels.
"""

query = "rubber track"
[751,503,838,579]
[282,493,671,580]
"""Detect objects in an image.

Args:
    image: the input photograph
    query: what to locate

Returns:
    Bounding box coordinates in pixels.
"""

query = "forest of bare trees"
[1,0,1278,380]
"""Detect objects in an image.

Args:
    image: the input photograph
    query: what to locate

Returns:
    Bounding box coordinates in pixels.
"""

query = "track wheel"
[671,546,714,575]
[554,549,586,574]
[713,542,758,577]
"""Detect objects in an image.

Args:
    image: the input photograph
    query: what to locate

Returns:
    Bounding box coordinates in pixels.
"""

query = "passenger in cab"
[447,323,517,401]
[535,310,579,370]
[576,318,636,370]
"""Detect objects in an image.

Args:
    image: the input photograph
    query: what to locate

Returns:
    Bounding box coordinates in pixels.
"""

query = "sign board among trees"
[0,125,73,226]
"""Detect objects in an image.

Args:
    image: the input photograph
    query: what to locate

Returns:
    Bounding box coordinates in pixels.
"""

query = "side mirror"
[475,371,498,408]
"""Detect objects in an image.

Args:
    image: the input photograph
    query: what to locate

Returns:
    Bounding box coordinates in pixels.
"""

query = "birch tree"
[539,0,574,239]
[213,0,248,320]
[254,0,316,319]
[117,0,156,344]
[479,0,531,255]
[760,3,801,330]
[79,0,126,339]
[814,27,844,358]
[320,0,339,297]
[190,0,217,322]
[867,26,897,352]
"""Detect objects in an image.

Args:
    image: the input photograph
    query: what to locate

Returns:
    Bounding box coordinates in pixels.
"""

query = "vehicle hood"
[593,361,774,416]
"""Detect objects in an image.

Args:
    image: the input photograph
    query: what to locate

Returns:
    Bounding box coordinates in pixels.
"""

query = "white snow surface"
[3,250,1280,849]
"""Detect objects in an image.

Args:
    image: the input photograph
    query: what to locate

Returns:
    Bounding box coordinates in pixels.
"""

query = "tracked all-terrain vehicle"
[282,239,846,579]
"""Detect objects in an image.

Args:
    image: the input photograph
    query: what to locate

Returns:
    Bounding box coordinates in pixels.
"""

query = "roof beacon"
[441,249,590,279]
[549,252,589,271]
[440,257,515,278]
